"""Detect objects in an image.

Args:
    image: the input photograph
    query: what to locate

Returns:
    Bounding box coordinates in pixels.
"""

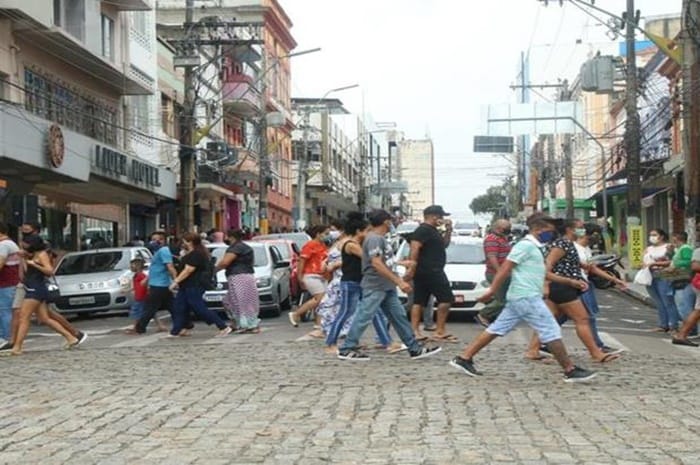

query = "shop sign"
[629,225,644,268]
[94,145,161,188]
[47,124,65,168]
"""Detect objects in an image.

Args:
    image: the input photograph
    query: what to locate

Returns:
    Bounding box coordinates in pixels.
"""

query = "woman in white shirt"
[643,229,680,332]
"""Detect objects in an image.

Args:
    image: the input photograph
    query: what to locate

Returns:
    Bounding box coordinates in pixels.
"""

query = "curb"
[617,287,654,307]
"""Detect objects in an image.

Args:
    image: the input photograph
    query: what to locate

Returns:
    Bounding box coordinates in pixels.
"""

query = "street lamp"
[295,84,360,230]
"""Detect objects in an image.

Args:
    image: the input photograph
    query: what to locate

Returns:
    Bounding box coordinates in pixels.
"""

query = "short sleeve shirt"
[180,250,208,288]
[693,247,700,263]
[0,238,21,287]
[547,238,584,280]
[300,240,327,275]
[411,223,446,275]
[148,246,174,287]
[672,244,694,271]
[483,233,512,275]
[361,231,396,292]
[133,271,148,301]
[225,241,255,275]
[506,238,546,301]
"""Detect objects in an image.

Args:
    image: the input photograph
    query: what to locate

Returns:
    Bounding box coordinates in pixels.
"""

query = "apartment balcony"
[222,75,262,118]
[108,0,153,11]
[13,25,152,95]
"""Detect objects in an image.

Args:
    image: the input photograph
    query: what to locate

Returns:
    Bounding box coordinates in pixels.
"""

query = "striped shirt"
[483,232,511,275]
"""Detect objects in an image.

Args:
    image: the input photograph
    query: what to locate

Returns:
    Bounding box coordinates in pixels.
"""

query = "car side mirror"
[275,260,290,269]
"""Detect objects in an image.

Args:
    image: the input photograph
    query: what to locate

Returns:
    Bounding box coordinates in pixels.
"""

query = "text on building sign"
[94,145,161,187]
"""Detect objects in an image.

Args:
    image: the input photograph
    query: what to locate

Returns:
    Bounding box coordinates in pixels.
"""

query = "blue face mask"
[537,231,555,243]
[389,223,396,235]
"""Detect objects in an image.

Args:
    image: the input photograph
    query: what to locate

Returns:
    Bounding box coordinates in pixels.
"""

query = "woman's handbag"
[46,277,61,303]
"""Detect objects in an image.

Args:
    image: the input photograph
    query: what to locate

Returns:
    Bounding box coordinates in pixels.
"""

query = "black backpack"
[199,256,217,291]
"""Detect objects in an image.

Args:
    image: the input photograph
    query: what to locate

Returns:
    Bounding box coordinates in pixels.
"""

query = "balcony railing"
[222,74,261,117]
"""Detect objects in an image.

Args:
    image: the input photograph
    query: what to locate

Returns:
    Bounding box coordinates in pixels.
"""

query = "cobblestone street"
[3,295,700,465]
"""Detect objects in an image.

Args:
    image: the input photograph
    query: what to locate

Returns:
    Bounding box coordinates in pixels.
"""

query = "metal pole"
[178,0,196,233]
[258,51,269,234]
[683,0,699,245]
[296,110,309,230]
[624,0,642,221]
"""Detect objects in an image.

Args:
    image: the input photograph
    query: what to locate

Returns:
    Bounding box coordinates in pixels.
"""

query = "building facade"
[398,138,434,218]
[0,0,176,249]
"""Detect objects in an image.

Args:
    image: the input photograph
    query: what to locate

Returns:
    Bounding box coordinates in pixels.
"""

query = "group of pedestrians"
[0,222,87,356]
[288,208,445,360]
[635,228,700,346]
[132,229,261,338]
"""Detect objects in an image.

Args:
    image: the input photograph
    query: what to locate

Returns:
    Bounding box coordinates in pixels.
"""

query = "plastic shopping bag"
[633,268,653,286]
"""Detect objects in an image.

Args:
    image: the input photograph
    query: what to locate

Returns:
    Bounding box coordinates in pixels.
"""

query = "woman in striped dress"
[216,229,260,333]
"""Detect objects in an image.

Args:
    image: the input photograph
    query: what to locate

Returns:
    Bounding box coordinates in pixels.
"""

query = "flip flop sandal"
[416,335,430,342]
[432,334,459,343]
[525,355,555,363]
[596,353,621,363]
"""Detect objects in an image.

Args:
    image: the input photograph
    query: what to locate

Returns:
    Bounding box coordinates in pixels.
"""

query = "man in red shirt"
[476,219,512,326]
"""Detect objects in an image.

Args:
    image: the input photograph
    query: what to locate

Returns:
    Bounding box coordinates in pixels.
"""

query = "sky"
[281,0,679,223]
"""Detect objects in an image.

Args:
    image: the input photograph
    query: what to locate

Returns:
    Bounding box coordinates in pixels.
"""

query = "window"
[24,69,117,146]
[101,14,114,61]
[54,0,86,41]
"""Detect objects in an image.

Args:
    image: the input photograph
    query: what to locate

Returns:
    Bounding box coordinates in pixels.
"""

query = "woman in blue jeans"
[169,232,231,337]
[325,212,399,353]
[643,229,680,332]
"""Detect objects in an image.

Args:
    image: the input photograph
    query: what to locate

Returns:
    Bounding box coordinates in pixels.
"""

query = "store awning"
[588,184,668,216]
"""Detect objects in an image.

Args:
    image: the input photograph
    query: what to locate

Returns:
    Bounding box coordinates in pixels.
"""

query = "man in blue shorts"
[449,215,597,383]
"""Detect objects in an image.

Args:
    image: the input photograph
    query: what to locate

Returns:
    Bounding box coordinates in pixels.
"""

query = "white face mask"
[328,230,341,241]
[649,236,659,245]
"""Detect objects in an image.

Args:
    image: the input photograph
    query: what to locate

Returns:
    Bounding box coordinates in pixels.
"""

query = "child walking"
[126,259,166,333]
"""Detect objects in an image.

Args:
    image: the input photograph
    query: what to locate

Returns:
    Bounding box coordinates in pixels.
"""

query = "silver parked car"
[53,247,153,314]
[204,242,291,317]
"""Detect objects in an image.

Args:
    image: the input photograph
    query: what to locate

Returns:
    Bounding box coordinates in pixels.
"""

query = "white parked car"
[396,236,488,311]
[204,242,291,317]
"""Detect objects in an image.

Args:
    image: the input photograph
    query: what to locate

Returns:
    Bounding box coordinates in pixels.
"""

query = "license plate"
[455,295,465,303]
[69,296,96,305]
[205,294,223,302]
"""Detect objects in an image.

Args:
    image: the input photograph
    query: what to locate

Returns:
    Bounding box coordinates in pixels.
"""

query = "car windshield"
[209,246,268,267]
[446,243,485,264]
[455,222,479,230]
[56,252,128,275]
[255,233,309,249]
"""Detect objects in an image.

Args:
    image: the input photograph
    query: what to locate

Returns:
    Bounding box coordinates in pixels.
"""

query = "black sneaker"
[337,349,370,361]
[672,338,699,347]
[409,345,442,360]
[449,356,482,377]
[564,366,597,383]
[0,342,13,352]
[77,331,88,346]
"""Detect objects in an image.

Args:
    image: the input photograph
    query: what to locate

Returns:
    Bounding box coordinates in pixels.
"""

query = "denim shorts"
[487,296,562,343]
[129,301,145,320]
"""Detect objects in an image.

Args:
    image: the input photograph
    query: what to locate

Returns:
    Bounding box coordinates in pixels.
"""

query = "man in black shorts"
[404,205,455,342]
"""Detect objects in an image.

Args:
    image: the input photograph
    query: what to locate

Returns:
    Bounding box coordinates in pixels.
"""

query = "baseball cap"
[423,205,450,217]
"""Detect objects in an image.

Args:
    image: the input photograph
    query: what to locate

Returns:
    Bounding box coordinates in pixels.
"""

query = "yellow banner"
[629,225,644,269]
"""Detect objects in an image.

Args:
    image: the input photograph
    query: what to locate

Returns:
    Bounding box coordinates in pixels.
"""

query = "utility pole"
[547,135,557,199]
[296,110,309,230]
[178,0,196,233]
[683,0,700,245]
[624,0,642,223]
[563,137,574,218]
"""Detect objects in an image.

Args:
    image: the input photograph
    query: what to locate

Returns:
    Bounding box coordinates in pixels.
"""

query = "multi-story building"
[156,0,296,233]
[0,0,176,248]
[398,138,434,218]
[291,98,361,225]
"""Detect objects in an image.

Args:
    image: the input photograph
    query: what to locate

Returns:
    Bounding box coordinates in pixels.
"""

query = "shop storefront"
[0,103,176,249]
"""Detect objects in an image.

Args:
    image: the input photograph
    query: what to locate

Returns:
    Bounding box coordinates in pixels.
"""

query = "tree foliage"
[469,186,506,215]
